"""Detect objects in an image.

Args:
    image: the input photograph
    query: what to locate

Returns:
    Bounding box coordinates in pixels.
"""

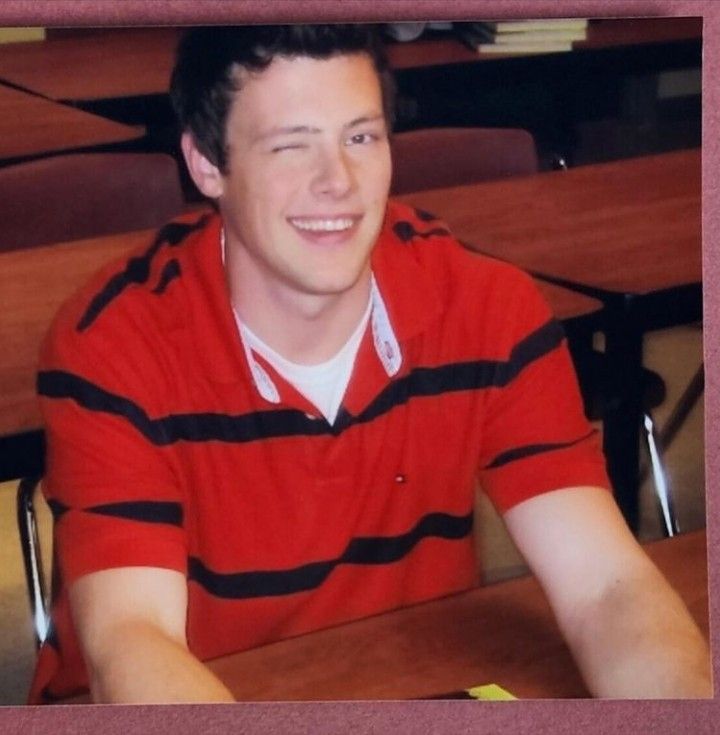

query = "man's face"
[214,52,391,302]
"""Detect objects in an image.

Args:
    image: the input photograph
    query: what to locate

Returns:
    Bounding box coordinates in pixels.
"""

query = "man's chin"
[295,268,372,300]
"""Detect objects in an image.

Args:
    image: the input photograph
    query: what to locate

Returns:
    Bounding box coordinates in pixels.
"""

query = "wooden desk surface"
[204,530,707,700]
[0,221,600,439]
[533,281,601,321]
[399,149,701,297]
[0,83,143,161]
[0,27,179,102]
[0,229,151,437]
[0,18,701,102]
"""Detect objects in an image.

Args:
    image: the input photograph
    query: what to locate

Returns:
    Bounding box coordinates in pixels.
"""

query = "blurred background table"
[0,83,144,164]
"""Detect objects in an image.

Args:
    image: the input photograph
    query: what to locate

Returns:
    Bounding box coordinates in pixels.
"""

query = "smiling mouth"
[288,216,359,233]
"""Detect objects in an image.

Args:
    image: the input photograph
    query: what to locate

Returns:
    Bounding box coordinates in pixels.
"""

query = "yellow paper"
[0,28,46,44]
[466,683,517,700]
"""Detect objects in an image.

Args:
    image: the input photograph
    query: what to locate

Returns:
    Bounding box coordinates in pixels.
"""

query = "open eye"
[346,132,378,146]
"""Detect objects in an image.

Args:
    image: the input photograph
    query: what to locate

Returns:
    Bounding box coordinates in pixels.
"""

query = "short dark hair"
[170,24,395,174]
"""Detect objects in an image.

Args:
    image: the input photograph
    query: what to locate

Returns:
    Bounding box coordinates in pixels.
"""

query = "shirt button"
[394,474,406,484]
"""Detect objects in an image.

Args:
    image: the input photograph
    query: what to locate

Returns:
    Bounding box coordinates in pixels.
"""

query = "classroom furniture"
[0,83,144,164]
[0,19,700,166]
[390,18,701,162]
[0,152,184,252]
[16,476,49,648]
[398,148,701,532]
[57,529,708,702]
[0,28,180,103]
[0,20,700,104]
[390,126,539,194]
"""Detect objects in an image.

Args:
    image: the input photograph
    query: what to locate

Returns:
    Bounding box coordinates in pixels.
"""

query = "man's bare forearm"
[564,562,711,698]
[87,621,235,703]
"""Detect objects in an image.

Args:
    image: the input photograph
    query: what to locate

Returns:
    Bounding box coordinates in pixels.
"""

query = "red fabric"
[29,201,609,703]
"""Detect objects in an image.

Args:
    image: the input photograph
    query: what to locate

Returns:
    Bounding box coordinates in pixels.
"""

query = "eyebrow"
[346,114,385,129]
[254,114,385,143]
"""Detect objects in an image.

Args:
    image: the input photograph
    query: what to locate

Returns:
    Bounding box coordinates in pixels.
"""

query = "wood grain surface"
[0,84,143,160]
[400,149,701,296]
[0,229,154,436]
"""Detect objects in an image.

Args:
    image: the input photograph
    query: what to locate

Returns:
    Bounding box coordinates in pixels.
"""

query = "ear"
[180,131,225,199]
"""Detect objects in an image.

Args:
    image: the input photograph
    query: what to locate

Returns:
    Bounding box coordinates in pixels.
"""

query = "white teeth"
[290,218,354,232]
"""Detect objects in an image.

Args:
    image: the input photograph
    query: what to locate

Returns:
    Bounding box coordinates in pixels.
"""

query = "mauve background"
[0,1,716,733]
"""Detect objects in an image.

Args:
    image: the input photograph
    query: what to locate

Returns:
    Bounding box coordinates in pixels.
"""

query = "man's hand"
[69,566,235,703]
[503,486,711,698]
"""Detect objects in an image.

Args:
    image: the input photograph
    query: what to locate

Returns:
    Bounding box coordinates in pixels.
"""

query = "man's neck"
[226,256,372,366]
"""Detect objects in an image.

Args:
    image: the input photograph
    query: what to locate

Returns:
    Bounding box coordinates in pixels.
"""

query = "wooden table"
[0,228,152,479]
[0,83,144,163]
[203,530,707,700]
[0,28,180,102]
[0,224,601,481]
[399,149,702,532]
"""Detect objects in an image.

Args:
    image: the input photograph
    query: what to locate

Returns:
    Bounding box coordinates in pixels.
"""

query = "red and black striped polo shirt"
[29,201,609,703]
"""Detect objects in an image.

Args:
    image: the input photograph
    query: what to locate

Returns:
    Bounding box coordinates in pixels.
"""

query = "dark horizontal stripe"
[46,497,69,520]
[38,319,563,446]
[413,207,441,223]
[485,430,596,470]
[188,510,472,600]
[86,500,183,526]
[339,318,564,430]
[38,368,329,445]
[393,220,451,243]
[77,216,209,332]
[152,258,182,295]
[38,370,176,444]
[40,679,89,704]
[46,496,182,528]
[40,685,64,704]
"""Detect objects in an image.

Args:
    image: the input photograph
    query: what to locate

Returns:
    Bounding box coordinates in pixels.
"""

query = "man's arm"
[69,567,235,703]
[503,486,711,698]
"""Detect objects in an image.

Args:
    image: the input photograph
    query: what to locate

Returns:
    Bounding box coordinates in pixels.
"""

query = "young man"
[30,25,710,703]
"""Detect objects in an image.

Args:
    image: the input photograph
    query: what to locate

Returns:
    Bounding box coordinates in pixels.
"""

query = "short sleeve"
[476,270,611,513]
[38,285,188,586]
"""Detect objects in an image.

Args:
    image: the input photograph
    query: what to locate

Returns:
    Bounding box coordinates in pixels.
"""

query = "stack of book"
[456,19,588,55]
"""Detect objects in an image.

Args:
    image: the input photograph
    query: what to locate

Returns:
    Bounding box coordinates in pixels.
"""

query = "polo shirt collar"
[239,274,401,405]
[191,203,443,389]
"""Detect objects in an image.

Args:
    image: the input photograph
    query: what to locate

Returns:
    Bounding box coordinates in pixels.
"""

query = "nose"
[311,144,355,199]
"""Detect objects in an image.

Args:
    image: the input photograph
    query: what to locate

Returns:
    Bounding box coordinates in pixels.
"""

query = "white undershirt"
[236,296,372,424]
[222,228,400,423]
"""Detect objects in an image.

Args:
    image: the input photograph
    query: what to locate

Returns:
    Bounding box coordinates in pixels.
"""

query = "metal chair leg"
[16,475,50,648]
[642,413,679,537]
